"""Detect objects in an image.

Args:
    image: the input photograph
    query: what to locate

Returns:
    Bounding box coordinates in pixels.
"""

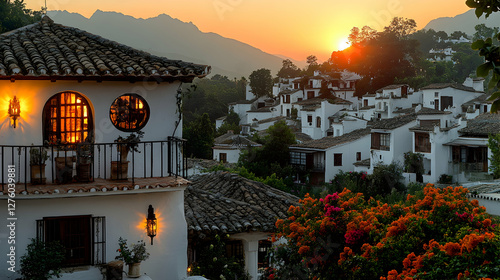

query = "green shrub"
[19,239,65,280]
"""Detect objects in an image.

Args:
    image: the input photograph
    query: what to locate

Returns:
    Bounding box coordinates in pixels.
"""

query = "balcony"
[0,137,186,193]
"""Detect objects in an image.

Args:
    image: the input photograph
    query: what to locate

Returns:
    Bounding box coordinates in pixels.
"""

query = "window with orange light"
[43,92,93,145]
[109,94,150,132]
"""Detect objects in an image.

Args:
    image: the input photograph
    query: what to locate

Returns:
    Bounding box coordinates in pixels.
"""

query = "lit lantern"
[147,205,157,245]
[8,96,20,128]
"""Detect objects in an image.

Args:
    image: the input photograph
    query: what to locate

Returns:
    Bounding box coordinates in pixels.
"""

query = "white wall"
[370,121,416,170]
[213,148,241,164]
[0,190,188,280]
[324,135,371,182]
[0,80,182,146]
[421,87,483,115]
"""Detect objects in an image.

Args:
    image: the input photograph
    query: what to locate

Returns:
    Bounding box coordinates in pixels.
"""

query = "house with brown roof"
[0,16,209,280]
[420,78,484,115]
[445,113,500,182]
[290,128,371,185]
[212,130,262,163]
[185,172,299,280]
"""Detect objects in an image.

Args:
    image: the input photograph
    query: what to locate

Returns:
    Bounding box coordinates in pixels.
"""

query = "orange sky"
[25,0,470,62]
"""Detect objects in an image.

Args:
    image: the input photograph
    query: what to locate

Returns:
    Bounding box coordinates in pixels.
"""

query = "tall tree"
[183,113,214,159]
[277,59,301,78]
[331,17,419,96]
[0,0,44,33]
[249,68,273,98]
[473,23,500,42]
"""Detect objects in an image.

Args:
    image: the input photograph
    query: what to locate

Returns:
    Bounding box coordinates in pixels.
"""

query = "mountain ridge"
[47,10,284,78]
[424,9,500,35]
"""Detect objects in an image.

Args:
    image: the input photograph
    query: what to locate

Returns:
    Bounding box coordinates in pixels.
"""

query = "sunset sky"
[25,0,471,62]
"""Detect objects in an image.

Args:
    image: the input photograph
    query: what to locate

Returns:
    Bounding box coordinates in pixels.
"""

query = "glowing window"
[43,92,93,144]
[109,94,150,132]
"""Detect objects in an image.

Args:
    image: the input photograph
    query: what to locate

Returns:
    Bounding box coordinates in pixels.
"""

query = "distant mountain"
[424,9,500,35]
[47,10,284,78]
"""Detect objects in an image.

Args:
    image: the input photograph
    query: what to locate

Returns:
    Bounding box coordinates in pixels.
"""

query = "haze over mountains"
[46,9,497,79]
[424,9,500,35]
[47,10,293,79]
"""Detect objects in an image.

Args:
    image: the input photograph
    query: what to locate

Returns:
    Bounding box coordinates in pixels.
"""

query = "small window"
[334,153,342,166]
[356,152,361,161]
[290,152,306,165]
[220,153,227,163]
[434,92,439,97]
[316,117,321,128]
[307,115,313,123]
[110,94,150,132]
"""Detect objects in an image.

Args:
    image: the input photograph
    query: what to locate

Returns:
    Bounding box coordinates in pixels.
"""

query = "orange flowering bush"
[269,185,500,280]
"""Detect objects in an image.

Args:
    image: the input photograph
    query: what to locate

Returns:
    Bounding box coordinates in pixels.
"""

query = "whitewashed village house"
[185,172,299,280]
[0,17,210,280]
[212,130,262,164]
[289,128,371,185]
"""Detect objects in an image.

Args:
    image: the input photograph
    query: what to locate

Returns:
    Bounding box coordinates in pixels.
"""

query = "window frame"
[109,93,150,132]
[334,153,342,166]
[43,91,93,145]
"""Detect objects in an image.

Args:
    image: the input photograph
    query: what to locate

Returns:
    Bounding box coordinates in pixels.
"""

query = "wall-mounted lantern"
[147,205,157,245]
[8,96,20,128]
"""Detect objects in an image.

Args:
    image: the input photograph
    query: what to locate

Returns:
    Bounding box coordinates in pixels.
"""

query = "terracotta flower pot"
[127,262,141,278]
[30,164,46,184]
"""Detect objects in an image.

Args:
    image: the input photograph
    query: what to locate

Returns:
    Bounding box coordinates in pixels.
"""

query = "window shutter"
[371,133,380,149]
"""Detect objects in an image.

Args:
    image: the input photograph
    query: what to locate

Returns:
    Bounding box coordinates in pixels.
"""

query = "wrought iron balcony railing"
[1,137,186,192]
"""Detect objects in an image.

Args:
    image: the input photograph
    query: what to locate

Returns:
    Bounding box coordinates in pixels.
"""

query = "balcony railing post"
[167,137,172,176]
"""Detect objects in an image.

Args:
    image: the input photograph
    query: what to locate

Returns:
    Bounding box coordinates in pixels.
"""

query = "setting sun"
[337,38,351,51]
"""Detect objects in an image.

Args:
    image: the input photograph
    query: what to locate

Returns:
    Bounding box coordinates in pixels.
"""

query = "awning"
[443,137,488,147]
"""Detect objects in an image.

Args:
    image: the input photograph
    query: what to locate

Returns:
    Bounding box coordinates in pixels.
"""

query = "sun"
[336,37,351,51]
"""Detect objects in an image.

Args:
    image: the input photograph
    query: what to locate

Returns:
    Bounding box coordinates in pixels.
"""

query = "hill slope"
[47,10,284,78]
[424,9,500,35]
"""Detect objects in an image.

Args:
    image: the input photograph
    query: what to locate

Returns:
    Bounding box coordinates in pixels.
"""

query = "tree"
[488,133,500,178]
[249,68,273,98]
[467,0,500,112]
[183,113,214,159]
[383,17,417,39]
[450,31,468,40]
[333,17,420,95]
[473,23,500,42]
[303,55,320,76]
[0,0,44,33]
[277,59,301,78]
[216,110,241,136]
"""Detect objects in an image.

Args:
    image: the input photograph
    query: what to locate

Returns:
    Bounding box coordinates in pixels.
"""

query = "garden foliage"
[269,185,500,280]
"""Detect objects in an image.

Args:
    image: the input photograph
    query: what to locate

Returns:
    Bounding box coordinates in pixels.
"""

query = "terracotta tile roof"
[0,177,189,197]
[459,113,500,137]
[0,16,210,82]
[371,113,417,130]
[278,89,301,95]
[184,172,299,234]
[294,97,351,106]
[420,83,482,93]
[461,94,493,107]
[213,132,261,146]
[291,128,371,150]
[376,84,408,93]
[257,116,287,124]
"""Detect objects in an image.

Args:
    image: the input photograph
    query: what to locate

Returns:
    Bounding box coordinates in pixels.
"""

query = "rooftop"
[371,113,418,130]
[0,16,210,82]
[184,172,299,234]
[420,83,482,93]
[291,128,371,150]
[459,113,500,137]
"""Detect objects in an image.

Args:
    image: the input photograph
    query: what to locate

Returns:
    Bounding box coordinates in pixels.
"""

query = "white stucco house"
[289,128,371,185]
[420,79,484,115]
[0,16,210,280]
[408,108,463,183]
[212,131,261,163]
[372,84,421,120]
[369,113,418,172]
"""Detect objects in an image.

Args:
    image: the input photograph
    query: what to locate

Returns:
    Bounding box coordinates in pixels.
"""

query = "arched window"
[43,92,93,144]
[316,117,321,128]
[109,94,150,132]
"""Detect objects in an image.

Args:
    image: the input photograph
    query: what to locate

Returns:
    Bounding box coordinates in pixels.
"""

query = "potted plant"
[45,139,75,184]
[111,131,144,180]
[29,145,49,184]
[115,237,150,278]
[76,137,94,182]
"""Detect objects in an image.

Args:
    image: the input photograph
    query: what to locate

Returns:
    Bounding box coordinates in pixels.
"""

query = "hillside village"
[214,68,497,186]
[3,1,500,280]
